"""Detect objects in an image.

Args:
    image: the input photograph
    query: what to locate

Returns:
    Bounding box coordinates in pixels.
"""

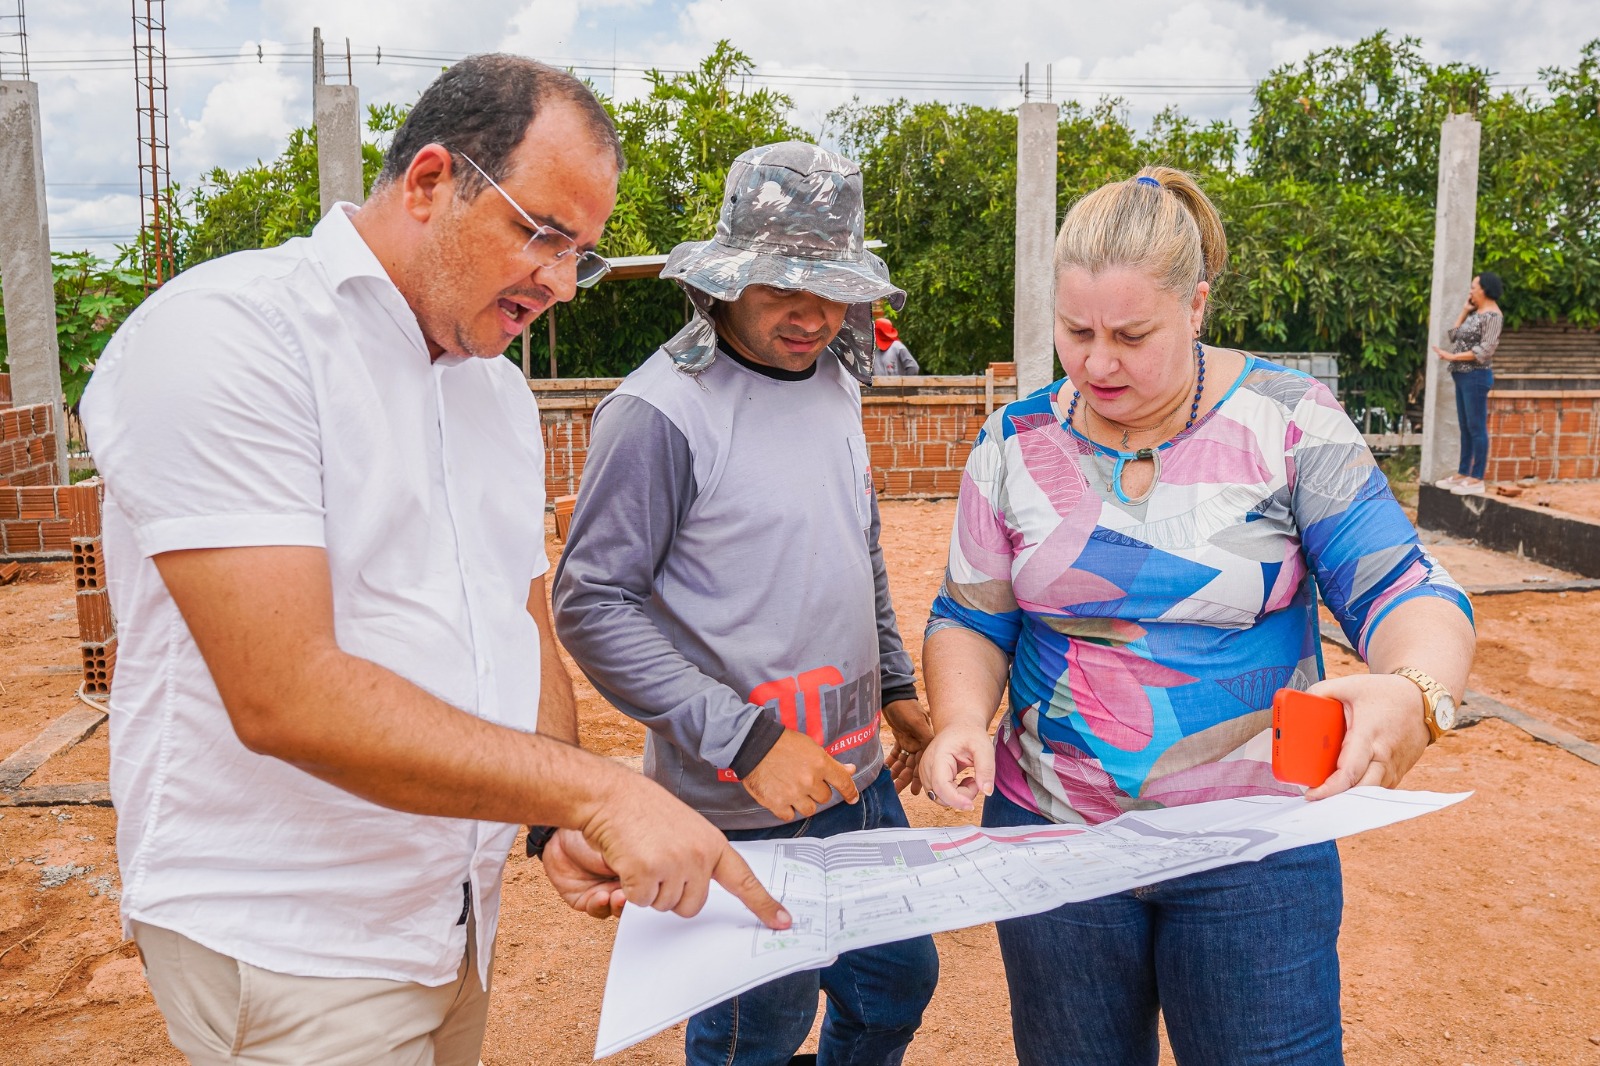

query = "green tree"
[831,99,1019,372]
[1249,32,1490,198]
[179,104,398,268]
[0,250,144,408]
[546,41,807,377]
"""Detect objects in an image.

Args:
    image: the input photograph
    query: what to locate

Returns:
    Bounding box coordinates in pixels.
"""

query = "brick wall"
[535,374,1016,504]
[1485,390,1600,483]
[0,401,60,491]
[0,480,80,557]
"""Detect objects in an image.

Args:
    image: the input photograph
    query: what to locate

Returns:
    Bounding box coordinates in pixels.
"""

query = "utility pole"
[1014,64,1058,398]
[0,3,68,477]
[1419,115,1482,485]
[313,27,363,215]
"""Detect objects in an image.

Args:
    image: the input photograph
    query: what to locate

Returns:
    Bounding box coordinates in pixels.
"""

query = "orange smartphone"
[1271,689,1347,787]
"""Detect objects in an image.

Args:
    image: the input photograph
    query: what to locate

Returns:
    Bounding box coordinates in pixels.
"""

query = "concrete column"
[0,80,68,479]
[315,83,364,216]
[1013,101,1058,399]
[1419,114,1481,484]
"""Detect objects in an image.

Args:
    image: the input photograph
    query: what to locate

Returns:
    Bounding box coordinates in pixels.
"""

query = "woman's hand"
[919,722,995,810]
[1303,672,1430,800]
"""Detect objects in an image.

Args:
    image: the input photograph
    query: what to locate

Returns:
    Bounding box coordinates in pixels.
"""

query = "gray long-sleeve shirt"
[873,339,919,377]
[552,339,917,829]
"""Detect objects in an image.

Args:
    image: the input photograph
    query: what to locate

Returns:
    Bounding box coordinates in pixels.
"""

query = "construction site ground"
[2,499,1598,1065]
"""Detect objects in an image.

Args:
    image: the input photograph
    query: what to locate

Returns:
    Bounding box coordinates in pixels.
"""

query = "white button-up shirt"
[80,205,548,987]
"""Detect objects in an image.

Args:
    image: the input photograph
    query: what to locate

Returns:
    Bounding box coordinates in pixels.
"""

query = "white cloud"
[172,43,306,176]
[19,0,1598,258]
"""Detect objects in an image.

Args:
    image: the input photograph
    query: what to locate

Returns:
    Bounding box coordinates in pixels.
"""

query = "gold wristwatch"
[1392,668,1458,743]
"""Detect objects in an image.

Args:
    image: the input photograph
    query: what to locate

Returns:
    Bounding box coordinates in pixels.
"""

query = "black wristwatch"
[525,825,558,860]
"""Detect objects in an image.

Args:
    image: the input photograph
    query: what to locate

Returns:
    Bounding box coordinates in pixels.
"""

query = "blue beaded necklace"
[1066,339,1207,505]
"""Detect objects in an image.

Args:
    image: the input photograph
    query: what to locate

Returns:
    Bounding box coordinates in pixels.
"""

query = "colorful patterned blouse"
[927,358,1471,825]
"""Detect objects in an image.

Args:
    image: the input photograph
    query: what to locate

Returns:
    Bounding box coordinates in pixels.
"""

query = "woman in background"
[1433,271,1504,495]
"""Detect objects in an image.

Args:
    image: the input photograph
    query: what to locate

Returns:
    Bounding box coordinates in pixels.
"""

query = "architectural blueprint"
[595,787,1469,1058]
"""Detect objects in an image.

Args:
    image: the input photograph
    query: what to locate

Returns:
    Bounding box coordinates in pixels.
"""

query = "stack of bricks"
[1485,390,1600,483]
[0,481,76,557]
[65,478,115,696]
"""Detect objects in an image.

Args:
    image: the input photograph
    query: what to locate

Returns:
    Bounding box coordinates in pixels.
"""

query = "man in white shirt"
[80,54,785,1066]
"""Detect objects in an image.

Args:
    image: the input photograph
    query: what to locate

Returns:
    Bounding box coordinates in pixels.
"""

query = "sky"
[17,0,1597,260]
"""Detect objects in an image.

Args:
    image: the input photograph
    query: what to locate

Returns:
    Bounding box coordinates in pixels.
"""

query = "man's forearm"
[529,576,580,746]
[249,645,626,828]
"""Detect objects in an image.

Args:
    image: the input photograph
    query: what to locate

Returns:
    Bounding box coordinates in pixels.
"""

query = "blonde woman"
[919,168,1475,1064]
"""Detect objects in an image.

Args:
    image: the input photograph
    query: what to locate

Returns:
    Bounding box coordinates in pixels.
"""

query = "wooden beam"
[0,781,113,807]
[0,705,108,793]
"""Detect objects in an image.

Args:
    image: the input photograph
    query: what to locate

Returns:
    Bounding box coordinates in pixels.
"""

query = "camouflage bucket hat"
[660,141,905,383]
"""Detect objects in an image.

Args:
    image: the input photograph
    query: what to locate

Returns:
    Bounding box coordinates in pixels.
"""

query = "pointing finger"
[713,846,792,930]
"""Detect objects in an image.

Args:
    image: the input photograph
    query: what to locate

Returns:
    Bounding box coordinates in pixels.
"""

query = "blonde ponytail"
[1054,165,1228,304]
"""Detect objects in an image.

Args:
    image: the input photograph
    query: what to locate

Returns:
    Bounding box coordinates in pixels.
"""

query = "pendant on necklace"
[1067,339,1208,507]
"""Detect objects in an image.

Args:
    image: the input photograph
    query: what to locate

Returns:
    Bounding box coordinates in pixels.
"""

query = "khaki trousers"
[132,917,492,1066]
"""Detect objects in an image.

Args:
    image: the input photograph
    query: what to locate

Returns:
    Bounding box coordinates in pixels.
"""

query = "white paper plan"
[594,787,1469,1058]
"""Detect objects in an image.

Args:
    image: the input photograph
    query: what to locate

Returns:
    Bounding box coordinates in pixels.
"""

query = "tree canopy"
[9,32,1600,415]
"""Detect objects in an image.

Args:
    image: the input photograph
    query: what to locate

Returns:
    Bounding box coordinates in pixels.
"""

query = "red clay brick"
[552,494,578,542]
[73,538,106,591]
[40,518,71,553]
[0,489,18,521]
[4,520,42,553]
[1558,434,1592,458]
[882,470,913,496]
[76,588,115,644]
[17,486,56,519]
[81,637,117,696]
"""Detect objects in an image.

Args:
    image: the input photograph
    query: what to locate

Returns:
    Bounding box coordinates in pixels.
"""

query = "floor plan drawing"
[595,787,1470,1059]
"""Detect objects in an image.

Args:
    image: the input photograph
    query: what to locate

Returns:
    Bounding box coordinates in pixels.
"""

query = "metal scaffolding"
[132,0,174,288]
[0,0,26,79]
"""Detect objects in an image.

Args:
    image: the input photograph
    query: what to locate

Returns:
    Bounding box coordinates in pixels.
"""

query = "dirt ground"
[3,501,1599,1065]
[1498,479,1600,525]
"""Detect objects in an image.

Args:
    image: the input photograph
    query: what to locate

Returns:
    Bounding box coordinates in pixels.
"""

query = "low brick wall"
[0,401,60,490]
[535,373,1016,504]
[1485,390,1600,483]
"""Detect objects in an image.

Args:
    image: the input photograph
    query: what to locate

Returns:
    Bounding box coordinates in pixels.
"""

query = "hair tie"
[1135,176,1161,188]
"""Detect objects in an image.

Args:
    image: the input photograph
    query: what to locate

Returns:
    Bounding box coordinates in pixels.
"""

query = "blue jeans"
[1454,366,1494,479]
[983,787,1344,1066]
[685,768,939,1066]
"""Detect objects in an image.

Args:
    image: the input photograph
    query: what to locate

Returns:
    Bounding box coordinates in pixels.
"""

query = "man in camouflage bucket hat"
[659,140,906,383]
[553,141,938,1065]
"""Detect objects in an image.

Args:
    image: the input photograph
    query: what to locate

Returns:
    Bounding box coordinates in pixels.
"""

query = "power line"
[20,42,1553,97]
